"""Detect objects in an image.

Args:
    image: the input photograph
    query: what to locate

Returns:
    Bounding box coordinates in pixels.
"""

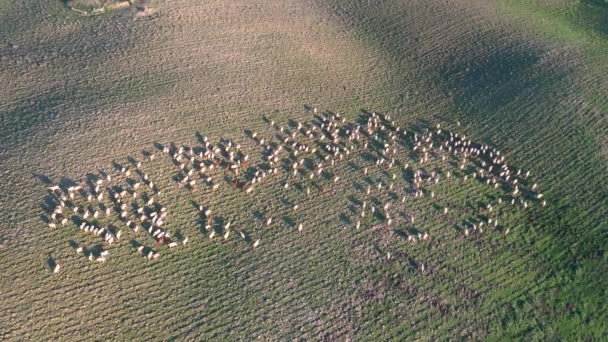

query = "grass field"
[0,0,606,340]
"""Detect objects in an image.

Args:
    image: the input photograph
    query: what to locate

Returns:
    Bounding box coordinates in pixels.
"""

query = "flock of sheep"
[42,109,546,273]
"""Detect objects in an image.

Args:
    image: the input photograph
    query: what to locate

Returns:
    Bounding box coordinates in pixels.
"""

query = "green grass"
[0,0,607,340]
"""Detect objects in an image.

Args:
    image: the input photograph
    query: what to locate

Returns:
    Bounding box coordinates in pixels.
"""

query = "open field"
[0,0,606,340]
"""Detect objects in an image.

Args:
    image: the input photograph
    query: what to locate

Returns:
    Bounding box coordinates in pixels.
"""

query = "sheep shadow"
[339,214,352,225]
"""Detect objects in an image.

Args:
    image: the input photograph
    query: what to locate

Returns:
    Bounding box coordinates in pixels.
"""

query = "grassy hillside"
[0,0,606,340]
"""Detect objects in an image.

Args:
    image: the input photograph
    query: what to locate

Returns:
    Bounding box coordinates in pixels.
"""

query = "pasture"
[0,0,606,340]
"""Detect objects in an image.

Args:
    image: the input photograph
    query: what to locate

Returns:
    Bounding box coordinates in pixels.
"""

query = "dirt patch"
[360,279,388,303]
[351,224,396,264]
[64,0,157,16]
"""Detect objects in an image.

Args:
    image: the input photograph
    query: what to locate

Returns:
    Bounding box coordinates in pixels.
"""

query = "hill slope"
[0,0,606,339]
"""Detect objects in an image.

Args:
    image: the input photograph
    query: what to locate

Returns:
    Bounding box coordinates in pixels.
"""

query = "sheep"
[298,223,303,232]
[183,236,189,245]
[253,239,260,248]
[224,230,231,240]
[266,217,273,226]
[168,242,179,248]
[53,264,61,274]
